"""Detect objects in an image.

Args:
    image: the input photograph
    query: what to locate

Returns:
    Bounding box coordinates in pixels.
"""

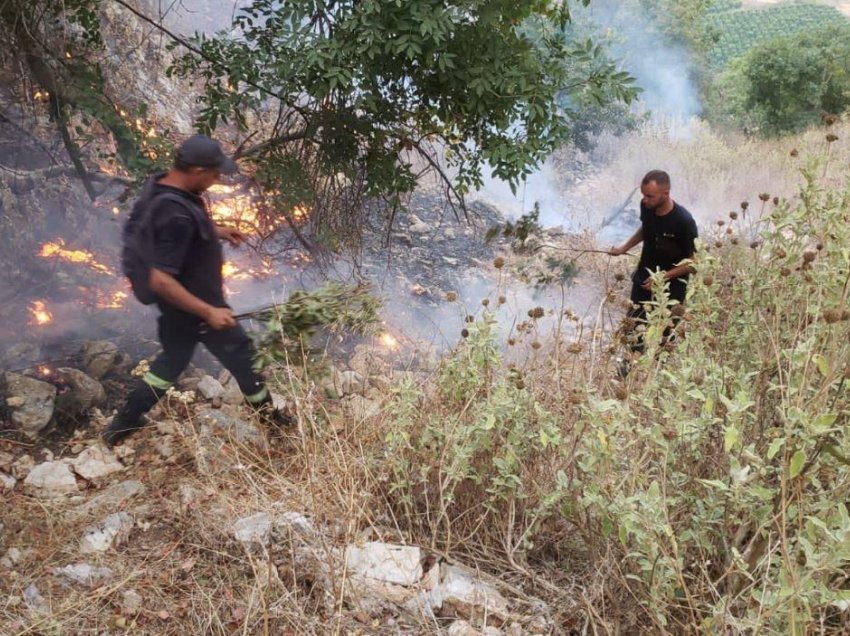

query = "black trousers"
[145,313,267,401]
[626,276,687,353]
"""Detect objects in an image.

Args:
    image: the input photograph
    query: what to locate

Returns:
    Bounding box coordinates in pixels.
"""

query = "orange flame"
[94,290,128,309]
[378,332,399,350]
[30,300,53,326]
[39,239,113,274]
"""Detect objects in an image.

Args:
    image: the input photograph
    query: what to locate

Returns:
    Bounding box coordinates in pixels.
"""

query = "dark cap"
[176,134,239,174]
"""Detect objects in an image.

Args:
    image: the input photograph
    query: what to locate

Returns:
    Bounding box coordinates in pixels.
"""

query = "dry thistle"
[531,341,542,350]
[775,248,787,259]
[614,386,629,401]
[566,342,583,354]
[726,227,734,235]
[461,328,469,338]
[498,295,507,305]
[780,267,791,277]
[515,379,526,390]
[615,273,625,282]
[671,305,686,317]
[493,257,505,269]
[823,113,838,126]
[741,201,749,211]
[802,250,817,263]
[730,237,739,245]
[729,211,738,220]
[714,241,722,249]
[822,309,842,324]
[717,219,726,227]
[749,241,760,250]
[507,338,516,346]
[481,298,489,307]
[816,242,824,251]
[759,193,770,202]
[465,314,475,323]
[702,275,714,286]
[446,291,458,302]
[826,133,839,143]
[528,306,545,319]
[773,197,779,205]
[790,148,799,157]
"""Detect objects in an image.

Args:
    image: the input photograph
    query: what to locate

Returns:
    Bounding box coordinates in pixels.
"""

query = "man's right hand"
[204,307,237,330]
[608,245,626,256]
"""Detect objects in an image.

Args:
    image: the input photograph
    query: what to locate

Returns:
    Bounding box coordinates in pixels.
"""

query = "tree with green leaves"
[711,25,850,136]
[164,0,637,250]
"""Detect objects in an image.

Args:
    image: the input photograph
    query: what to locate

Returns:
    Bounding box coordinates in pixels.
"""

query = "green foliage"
[576,167,850,630]
[712,25,850,135]
[705,4,847,67]
[171,0,638,241]
[382,313,567,546]
[253,282,381,367]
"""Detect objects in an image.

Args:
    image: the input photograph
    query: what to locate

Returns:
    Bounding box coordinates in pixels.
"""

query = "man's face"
[641,180,670,211]
[189,167,222,193]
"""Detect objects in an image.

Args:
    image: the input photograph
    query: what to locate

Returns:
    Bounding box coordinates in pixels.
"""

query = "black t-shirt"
[149,181,226,317]
[635,202,698,282]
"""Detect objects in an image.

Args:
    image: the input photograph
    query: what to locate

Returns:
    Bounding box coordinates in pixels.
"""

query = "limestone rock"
[234,512,271,553]
[70,480,145,520]
[345,395,380,421]
[195,405,267,450]
[24,583,49,613]
[54,563,115,587]
[430,563,510,625]
[70,446,125,482]
[273,511,317,543]
[79,340,122,379]
[23,460,79,498]
[340,370,368,397]
[0,451,13,471]
[0,472,16,493]
[55,367,106,413]
[79,512,134,553]
[345,542,422,587]
[121,589,143,616]
[218,370,245,405]
[2,372,56,438]
[196,375,225,400]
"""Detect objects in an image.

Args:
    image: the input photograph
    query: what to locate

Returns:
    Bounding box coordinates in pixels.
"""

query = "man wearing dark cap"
[609,170,698,366]
[102,135,288,446]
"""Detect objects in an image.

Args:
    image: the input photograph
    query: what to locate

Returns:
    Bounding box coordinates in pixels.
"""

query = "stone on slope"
[53,563,115,587]
[430,563,510,625]
[79,512,134,553]
[345,542,422,587]
[55,367,106,413]
[23,460,79,498]
[2,372,56,438]
[70,446,125,482]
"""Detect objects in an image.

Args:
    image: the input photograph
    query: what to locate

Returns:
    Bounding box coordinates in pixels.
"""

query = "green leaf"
[724,425,740,452]
[789,449,806,478]
[767,437,784,460]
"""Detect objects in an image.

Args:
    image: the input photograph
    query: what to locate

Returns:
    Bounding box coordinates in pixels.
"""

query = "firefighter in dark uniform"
[609,170,698,361]
[102,135,288,446]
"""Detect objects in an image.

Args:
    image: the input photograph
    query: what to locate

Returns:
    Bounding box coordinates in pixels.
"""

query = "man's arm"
[149,268,236,330]
[215,225,246,247]
[609,227,644,256]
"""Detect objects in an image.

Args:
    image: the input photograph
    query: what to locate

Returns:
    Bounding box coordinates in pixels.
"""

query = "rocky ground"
[0,331,567,635]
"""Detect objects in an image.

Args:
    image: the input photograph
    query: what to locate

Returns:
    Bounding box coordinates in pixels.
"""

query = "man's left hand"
[642,273,668,290]
[216,226,246,247]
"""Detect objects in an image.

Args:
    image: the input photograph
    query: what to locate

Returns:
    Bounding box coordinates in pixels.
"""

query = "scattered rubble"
[55,367,106,414]
[233,512,272,554]
[196,375,225,400]
[53,563,115,588]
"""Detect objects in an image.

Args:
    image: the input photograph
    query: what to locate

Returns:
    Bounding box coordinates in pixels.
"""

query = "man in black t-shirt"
[102,135,289,446]
[609,170,698,356]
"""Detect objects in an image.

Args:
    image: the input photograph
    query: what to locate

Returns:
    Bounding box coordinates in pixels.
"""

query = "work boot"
[101,381,167,447]
[254,394,296,428]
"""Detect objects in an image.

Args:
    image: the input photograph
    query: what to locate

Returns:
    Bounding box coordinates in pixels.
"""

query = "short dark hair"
[173,156,196,173]
[642,170,671,189]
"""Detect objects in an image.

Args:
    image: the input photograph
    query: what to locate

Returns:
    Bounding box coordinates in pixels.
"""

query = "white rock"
[195,406,267,450]
[444,228,456,239]
[196,375,225,400]
[1,547,29,568]
[448,621,485,636]
[54,563,115,587]
[79,512,134,553]
[55,367,106,412]
[70,480,145,520]
[340,370,368,397]
[345,395,380,421]
[2,372,56,437]
[0,472,16,493]
[70,446,125,482]
[345,542,422,587]
[23,460,79,498]
[178,483,197,514]
[121,589,143,616]
[430,563,510,625]
[218,371,245,405]
[80,340,120,379]
[24,583,48,613]
[234,512,271,552]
